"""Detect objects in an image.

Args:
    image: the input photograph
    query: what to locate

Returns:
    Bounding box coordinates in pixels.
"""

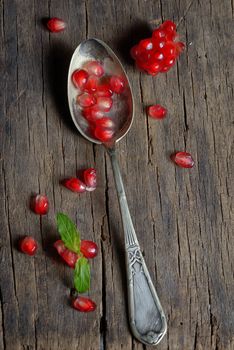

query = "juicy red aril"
[161,20,176,34]
[171,152,195,168]
[162,42,176,58]
[82,106,104,122]
[63,178,86,193]
[84,76,98,93]
[19,236,38,256]
[47,18,66,33]
[110,76,125,94]
[94,126,114,142]
[80,240,98,258]
[83,168,97,189]
[72,296,96,312]
[139,38,154,51]
[72,69,89,90]
[148,104,167,119]
[77,93,96,108]
[85,61,104,77]
[96,97,113,112]
[95,84,113,97]
[54,240,78,268]
[31,194,49,215]
[130,45,141,59]
[152,29,166,40]
[96,117,114,129]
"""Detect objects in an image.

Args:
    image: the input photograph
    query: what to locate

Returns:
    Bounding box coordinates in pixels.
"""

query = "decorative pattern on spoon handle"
[108,147,167,346]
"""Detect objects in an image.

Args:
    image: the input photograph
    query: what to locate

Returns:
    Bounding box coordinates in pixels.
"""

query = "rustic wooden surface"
[0,0,233,349]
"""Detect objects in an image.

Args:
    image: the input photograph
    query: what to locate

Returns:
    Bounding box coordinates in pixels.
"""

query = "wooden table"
[0,1,233,349]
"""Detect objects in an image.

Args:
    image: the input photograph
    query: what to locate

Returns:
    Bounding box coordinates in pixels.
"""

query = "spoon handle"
[107,147,167,346]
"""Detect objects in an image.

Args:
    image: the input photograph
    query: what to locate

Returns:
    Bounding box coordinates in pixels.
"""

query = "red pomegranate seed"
[153,51,164,61]
[171,152,194,168]
[95,84,113,97]
[77,93,96,108]
[164,57,176,67]
[83,168,97,189]
[96,97,113,112]
[72,296,96,312]
[84,76,98,93]
[85,61,104,77]
[96,117,114,129]
[31,194,49,215]
[19,236,38,256]
[162,42,176,58]
[54,240,79,268]
[139,38,154,51]
[72,69,89,90]
[161,20,176,36]
[110,76,125,94]
[47,18,66,33]
[130,45,141,59]
[147,104,167,119]
[82,106,104,122]
[94,126,114,142]
[152,29,166,40]
[63,178,86,193]
[80,240,98,258]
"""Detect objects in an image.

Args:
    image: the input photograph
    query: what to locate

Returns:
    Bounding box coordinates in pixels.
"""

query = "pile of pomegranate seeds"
[19,236,38,256]
[46,18,66,33]
[130,20,185,76]
[147,104,167,119]
[72,60,126,142]
[63,167,97,193]
[171,152,194,168]
[31,194,49,215]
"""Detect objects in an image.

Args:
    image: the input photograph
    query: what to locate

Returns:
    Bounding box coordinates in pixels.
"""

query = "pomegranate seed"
[83,168,97,189]
[164,57,176,67]
[84,76,98,93]
[80,240,98,258]
[72,296,96,312]
[96,117,114,129]
[95,84,113,97]
[130,45,141,59]
[161,20,176,34]
[152,29,166,40]
[162,42,176,58]
[63,178,86,193]
[96,97,113,112]
[82,106,104,122]
[139,38,154,51]
[47,18,66,33]
[110,76,125,94]
[171,152,194,168]
[153,52,164,61]
[72,69,89,90]
[147,104,167,119]
[94,126,114,142]
[77,93,96,108]
[31,194,49,215]
[19,236,38,256]
[54,240,79,268]
[85,61,104,77]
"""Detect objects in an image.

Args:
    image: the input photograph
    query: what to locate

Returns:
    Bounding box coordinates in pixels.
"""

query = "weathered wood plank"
[0,0,233,349]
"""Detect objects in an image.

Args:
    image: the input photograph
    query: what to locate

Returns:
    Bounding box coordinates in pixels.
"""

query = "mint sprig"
[74,257,90,293]
[56,213,81,253]
[56,213,91,293]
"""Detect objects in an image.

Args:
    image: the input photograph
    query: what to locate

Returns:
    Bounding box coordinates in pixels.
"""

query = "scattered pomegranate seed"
[147,104,167,119]
[83,168,97,189]
[94,126,114,142]
[84,76,98,93]
[82,106,104,122]
[77,93,96,108]
[72,69,89,90]
[47,18,66,33]
[110,76,125,94]
[85,61,104,77]
[80,240,98,258]
[171,152,195,168]
[54,240,79,268]
[95,84,113,97]
[31,194,49,215]
[63,178,86,193]
[19,236,38,256]
[96,97,113,112]
[72,296,96,312]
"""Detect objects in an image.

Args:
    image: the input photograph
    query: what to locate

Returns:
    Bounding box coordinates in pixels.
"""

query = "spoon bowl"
[67,38,134,145]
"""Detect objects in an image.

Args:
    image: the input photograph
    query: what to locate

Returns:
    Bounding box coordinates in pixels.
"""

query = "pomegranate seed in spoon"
[85,61,104,77]
[77,93,96,108]
[72,69,89,90]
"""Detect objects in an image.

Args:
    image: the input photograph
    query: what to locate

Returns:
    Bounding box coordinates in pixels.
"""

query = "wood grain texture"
[0,0,233,349]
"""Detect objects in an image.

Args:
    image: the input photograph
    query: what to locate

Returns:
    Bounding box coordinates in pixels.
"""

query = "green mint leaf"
[74,257,90,293]
[56,213,80,254]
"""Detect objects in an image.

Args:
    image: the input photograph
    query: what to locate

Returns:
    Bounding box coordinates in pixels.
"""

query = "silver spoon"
[67,38,167,346]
